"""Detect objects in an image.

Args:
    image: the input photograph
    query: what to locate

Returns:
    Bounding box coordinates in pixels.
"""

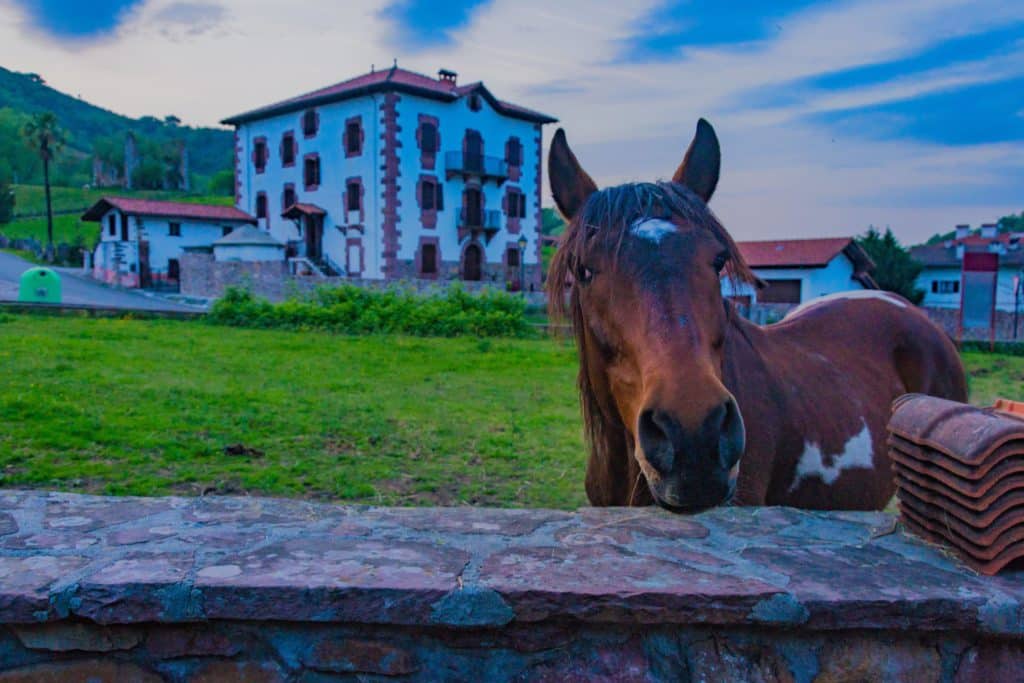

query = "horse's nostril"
[638,409,676,475]
[717,399,745,469]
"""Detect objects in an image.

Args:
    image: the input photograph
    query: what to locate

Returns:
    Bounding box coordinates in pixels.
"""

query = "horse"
[546,119,968,512]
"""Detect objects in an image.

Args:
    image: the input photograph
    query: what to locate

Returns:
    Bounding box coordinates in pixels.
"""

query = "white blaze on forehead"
[788,422,874,492]
[630,218,677,244]
[786,290,907,319]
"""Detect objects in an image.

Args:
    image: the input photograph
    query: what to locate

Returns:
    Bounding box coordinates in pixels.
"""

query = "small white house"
[724,237,877,305]
[911,224,1024,312]
[83,197,257,289]
[213,225,285,262]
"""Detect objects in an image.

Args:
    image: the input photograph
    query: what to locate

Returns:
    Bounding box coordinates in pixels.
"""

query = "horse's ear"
[672,118,720,203]
[549,128,598,220]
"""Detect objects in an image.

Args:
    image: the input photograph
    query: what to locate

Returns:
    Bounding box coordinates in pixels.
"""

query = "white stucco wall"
[722,252,866,303]
[235,96,380,277]
[394,92,542,272]
[918,265,1024,311]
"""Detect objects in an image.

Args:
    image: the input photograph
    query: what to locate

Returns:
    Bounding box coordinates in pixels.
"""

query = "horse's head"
[547,120,759,512]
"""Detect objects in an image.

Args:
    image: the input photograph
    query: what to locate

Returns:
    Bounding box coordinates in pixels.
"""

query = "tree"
[857,227,924,304]
[22,112,65,261]
[208,169,235,196]
[998,211,1024,233]
[0,177,14,224]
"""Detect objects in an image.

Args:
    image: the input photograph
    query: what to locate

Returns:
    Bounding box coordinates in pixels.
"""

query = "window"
[283,185,296,210]
[168,222,181,237]
[281,133,295,166]
[253,139,268,172]
[421,244,438,275]
[932,280,960,294]
[507,189,527,218]
[421,123,438,155]
[345,120,362,155]
[304,155,320,189]
[507,138,522,166]
[120,213,129,241]
[760,279,802,304]
[302,109,318,137]
[108,214,116,236]
[168,258,180,281]
[506,248,520,267]
[255,193,267,219]
[468,93,482,112]
[346,182,361,212]
[420,179,443,211]
[222,226,232,237]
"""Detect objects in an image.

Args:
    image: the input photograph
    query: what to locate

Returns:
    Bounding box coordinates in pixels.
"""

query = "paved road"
[0,250,203,312]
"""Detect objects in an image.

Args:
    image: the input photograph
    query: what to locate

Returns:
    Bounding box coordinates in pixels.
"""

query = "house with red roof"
[221,65,557,288]
[910,224,1024,312]
[82,197,256,288]
[724,237,877,305]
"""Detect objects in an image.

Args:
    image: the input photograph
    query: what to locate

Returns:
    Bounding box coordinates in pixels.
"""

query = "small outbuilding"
[213,225,285,262]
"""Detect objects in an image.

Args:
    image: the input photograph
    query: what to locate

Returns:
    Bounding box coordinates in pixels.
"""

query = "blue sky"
[1,0,1022,242]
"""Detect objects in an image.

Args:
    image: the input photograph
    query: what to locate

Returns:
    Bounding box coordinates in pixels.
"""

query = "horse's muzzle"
[638,397,745,512]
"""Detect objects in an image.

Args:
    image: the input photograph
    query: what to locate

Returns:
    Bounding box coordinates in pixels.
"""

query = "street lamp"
[517,234,528,295]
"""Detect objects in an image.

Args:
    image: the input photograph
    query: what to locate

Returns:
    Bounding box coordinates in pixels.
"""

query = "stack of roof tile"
[888,394,1024,575]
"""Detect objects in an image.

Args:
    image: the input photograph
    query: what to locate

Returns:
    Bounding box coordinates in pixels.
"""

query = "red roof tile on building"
[82,197,256,224]
[736,237,857,268]
[221,66,557,126]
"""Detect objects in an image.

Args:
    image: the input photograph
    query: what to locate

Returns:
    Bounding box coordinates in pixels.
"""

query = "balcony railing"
[445,151,508,184]
[460,208,502,231]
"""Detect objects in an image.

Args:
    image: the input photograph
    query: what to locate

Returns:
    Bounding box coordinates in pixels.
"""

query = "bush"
[206,284,532,338]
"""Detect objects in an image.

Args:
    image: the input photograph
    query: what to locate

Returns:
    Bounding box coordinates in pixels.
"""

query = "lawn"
[0,314,1019,508]
[0,315,587,508]
[1,185,234,249]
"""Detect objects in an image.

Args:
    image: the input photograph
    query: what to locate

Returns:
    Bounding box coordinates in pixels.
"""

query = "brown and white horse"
[547,119,967,511]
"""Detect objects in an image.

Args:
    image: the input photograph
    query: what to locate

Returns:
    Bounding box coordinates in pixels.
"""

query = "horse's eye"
[577,264,595,284]
[713,251,729,273]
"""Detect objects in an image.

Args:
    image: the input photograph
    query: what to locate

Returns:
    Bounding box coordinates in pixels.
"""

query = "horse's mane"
[545,181,758,500]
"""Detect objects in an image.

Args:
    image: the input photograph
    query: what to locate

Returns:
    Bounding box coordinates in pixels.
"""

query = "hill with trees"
[0,65,232,191]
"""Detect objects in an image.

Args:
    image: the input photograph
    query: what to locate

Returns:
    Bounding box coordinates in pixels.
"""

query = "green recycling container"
[18,267,62,303]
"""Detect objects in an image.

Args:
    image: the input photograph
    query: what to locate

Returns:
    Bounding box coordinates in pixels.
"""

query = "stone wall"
[923,306,1024,342]
[0,491,1022,681]
[180,251,547,305]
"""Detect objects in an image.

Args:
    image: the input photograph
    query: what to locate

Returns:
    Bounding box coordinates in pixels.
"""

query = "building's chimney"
[981,223,998,239]
[955,224,970,240]
[438,69,457,86]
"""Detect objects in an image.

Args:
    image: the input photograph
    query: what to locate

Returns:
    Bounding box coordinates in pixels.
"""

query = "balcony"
[458,208,503,243]
[445,151,508,185]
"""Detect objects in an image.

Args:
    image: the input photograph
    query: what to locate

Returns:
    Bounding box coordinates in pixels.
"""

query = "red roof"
[222,66,557,126]
[82,197,256,224]
[736,237,856,268]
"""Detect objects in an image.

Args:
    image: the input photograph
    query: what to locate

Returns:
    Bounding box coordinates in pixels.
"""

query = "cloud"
[0,0,1020,243]
[5,0,144,40]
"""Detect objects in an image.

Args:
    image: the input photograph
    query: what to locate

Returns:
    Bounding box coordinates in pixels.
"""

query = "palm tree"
[22,112,65,262]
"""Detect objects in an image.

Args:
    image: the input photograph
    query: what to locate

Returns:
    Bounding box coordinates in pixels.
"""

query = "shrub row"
[206,284,532,338]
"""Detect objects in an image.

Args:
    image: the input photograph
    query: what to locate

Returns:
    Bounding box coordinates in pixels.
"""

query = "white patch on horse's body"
[630,218,677,244]
[788,421,874,492]
[786,290,907,319]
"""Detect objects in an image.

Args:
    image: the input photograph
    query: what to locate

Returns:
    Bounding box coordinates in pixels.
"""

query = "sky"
[0,0,1021,244]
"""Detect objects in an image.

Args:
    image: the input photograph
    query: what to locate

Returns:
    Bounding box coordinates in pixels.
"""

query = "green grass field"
[1,185,233,248]
[0,315,1020,508]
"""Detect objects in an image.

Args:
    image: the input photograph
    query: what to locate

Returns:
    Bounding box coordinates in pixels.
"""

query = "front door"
[463,243,482,281]
[305,215,322,262]
[138,240,152,288]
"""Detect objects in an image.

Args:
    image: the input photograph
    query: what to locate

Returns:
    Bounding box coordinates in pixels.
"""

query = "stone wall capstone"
[0,490,1022,681]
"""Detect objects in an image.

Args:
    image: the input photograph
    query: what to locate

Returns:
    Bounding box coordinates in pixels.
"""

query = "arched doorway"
[462,243,482,281]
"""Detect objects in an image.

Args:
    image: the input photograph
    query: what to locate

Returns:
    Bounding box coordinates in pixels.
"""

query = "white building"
[911,224,1024,312]
[724,237,877,305]
[221,65,557,290]
[83,197,256,288]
